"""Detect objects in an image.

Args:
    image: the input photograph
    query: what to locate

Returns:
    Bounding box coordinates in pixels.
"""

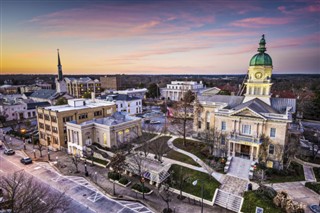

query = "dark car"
[4,149,15,155]
[20,157,32,165]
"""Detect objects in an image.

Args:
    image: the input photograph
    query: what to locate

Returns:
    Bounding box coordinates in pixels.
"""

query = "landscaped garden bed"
[305,182,320,194]
[131,183,153,194]
[314,167,320,181]
[254,162,305,183]
[108,172,131,187]
[241,190,283,213]
[168,164,220,201]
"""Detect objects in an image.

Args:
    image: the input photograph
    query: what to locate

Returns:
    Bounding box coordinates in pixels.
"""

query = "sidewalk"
[3,134,230,213]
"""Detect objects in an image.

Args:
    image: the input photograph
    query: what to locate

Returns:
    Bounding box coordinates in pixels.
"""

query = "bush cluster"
[119,177,129,185]
[108,172,121,180]
[305,182,320,194]
[132,183,150,193]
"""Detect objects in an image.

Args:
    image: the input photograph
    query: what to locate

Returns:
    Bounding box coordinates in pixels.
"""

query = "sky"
[0,0,319,75]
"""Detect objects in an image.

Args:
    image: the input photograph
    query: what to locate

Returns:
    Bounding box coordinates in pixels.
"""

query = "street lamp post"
[33,149,36,158]
[192,179,204,213]
[94,172,98,184]
[23,138,26,150]
[48,150,51,161]
[140,177,145,199]
[84,159,88,177]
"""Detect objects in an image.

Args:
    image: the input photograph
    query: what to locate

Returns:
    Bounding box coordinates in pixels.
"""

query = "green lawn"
[168,164,220,201]
[173,138,207,161]
[137,136,200,166]
[264,162,305,183]
[313,167,320,181]
[241,191,283,213]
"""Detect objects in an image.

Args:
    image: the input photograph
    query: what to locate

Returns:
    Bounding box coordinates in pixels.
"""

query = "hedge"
[108,172,121,180]
[305,182,320,194]
[119,177,129,185]
[132,183,150,193]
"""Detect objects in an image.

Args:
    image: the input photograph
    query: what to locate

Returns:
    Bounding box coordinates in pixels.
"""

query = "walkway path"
[167,136,225,183]
[303,165,316,182]
[228,157,252,180]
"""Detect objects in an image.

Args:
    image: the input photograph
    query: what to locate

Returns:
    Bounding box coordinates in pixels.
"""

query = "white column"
[250,146,253,160]
[232,142,235,157]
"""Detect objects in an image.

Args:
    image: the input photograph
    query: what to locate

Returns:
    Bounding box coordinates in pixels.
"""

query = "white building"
[161,81,205,101]
[66,112,142,156]
[113,88,147,99]
[100,94,142,115]
[0,100,50,121]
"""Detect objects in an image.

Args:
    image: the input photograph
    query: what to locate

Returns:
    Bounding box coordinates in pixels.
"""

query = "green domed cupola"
[249,34,273,66]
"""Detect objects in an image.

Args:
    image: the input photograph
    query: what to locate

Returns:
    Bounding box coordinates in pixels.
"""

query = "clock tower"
[243,35,273,105]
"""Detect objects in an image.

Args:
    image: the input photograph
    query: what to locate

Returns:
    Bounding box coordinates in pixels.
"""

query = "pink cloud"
[230,17,294,28]
[278,4,320,14]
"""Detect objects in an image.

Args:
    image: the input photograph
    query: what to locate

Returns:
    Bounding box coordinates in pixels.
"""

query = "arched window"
[269,144,274,155]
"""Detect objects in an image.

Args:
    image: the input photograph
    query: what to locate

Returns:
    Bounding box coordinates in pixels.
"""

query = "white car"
[150,120,161,124]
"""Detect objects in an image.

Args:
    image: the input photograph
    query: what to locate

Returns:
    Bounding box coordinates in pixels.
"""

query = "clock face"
[255,72,262,79]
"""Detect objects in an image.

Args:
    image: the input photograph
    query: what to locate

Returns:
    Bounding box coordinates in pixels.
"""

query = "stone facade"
[37,99,116,151]
[193,36,296,169]
[66,112,142,156]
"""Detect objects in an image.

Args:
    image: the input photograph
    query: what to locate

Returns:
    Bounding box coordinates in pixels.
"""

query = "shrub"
[119,177,129,185]
[132,183,150,193]
[108,172,121,180]
[305,182,320,194]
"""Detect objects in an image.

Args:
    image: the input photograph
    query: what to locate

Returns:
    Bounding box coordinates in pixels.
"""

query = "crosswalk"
[117,200,154,213]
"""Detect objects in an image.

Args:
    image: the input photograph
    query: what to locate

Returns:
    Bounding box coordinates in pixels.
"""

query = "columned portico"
[228,140,259,161]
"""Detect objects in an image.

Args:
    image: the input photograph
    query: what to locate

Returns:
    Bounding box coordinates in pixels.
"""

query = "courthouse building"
[161,81,205,101]
[194,35,296,168]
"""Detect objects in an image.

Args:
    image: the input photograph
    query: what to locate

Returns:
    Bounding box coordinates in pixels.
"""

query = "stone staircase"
[213,189,244,213]
[213,157,251,212]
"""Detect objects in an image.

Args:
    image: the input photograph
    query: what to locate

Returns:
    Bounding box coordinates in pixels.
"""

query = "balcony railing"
[228,133,262,145]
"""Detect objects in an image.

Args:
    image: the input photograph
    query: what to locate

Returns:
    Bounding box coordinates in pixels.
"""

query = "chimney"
[91,92,95,102]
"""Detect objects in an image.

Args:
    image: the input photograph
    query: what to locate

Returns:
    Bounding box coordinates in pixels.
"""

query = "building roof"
[26,101,51,110]
[65,77,99,83]
[233,98,279,114]
[101,94,141,101]
[30,89,56,99]
[249,35,272,66]
[42,99,114,112]
[198,95,244,109]
[71,112,140,127]
[270,97,296,113]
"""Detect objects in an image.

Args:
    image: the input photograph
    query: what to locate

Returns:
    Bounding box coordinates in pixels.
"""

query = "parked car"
[4,149,15,155]
[150,120,161,124]
[20,157,32,165]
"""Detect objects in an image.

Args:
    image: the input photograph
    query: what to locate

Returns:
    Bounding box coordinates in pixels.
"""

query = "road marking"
[34,166,42,170]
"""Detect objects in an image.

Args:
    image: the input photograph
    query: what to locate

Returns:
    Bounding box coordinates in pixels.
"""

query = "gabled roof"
[27,102,51,110]
[30,89,56,99]
[233,98,279,114]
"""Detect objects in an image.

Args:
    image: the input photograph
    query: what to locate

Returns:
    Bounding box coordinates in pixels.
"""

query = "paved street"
[0,149,152,213]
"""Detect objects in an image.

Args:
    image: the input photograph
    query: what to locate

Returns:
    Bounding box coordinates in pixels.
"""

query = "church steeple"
[57,49,63,81]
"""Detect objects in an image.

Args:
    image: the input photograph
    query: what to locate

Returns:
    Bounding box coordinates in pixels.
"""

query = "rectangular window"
[44,114,50,121]
[38,113,43,119]
[51,116,57,122]
[206,122,210,130]
[78,113,88,120]
[269,144,275,155]
[94,111,102,116]
[63,116,73,123]
[33,112,36,117]
[198,121,201,129]
[52,127,58,133]
[39,123,44,129]
[241,124,251,135]
[40,132,45,139]
[221,121,226,131]
[53,136,58,144]
[45,124,51,131]
[28,112,31,117]
[221,136,226,145]
[270,128,276,138]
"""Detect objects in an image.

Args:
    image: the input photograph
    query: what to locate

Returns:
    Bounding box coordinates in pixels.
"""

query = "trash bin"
[248,183,252,191]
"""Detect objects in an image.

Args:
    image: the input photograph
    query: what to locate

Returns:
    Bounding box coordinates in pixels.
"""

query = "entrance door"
[240,145,250,159]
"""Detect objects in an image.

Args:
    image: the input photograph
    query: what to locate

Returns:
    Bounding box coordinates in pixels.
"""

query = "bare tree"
[149,136,171,162]
[0,170,69,213]
[108,151,127,195]
[172,166,190,200]
[259,134,271,164]
[172,90,195,147]
[71,154,81,173]
[158,183,173,213]
[283,133,300,165]
[204,128,222,156]
[34,141,45,157]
